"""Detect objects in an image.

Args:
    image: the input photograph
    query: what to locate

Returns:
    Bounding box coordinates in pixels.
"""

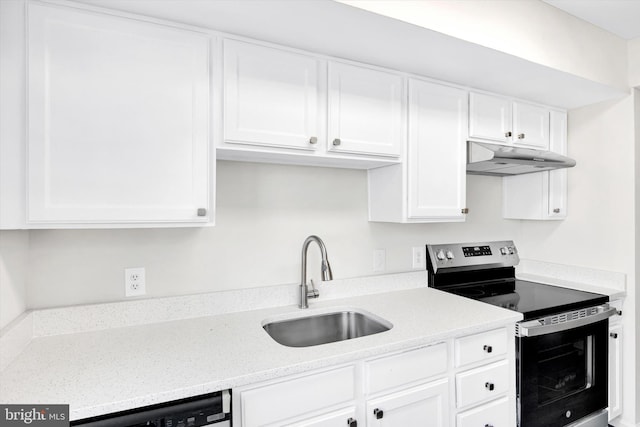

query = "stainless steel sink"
[263,310,392,347]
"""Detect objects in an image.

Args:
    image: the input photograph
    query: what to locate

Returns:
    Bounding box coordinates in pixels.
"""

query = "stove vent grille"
[545,307,598,325]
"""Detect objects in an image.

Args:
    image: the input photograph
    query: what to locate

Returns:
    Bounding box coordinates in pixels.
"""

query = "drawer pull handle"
[347,418,357,427]
[373,408,384,419]
[610,332,618,339]
[485,382,495,391]
[483,345,493,353]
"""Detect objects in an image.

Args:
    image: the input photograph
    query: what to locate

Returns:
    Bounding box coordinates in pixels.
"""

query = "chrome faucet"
[299,235,333,309]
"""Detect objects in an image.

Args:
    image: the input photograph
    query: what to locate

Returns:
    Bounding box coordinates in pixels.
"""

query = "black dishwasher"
[71,390,231,427]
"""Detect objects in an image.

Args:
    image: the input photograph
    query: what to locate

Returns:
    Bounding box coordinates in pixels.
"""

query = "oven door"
[517,316,610,427]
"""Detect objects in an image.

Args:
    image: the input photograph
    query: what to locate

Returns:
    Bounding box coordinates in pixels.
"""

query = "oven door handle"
[518,305,616,337]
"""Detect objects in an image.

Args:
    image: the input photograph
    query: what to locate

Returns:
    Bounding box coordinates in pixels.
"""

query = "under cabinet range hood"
[466,141,576,176]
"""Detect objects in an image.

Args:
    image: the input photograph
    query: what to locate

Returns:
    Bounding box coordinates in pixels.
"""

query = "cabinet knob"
[505,131,512,137]
[483,345,493,353]
[332,138,341,146]
[553,208,561,213]
[617,310,623,316]
[373,408,384,419]
[347,418,357,427]
[485,382,495,391]
[197,208,207,217]
[518,133,525,139]
[309,136,318,145]
[461,208,469,214]
[610,332,618,339]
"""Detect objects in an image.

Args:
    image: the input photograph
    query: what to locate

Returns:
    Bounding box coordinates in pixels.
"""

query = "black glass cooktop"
[444,279,608,320]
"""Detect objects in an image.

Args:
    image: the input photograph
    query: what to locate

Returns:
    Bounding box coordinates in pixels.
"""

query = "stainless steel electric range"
[426,241,616,427]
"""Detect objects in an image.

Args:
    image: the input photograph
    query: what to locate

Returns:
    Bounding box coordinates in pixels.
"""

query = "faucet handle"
[307,279,320,299]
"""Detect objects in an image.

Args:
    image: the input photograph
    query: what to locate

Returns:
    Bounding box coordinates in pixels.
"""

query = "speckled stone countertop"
[0,286,522,421]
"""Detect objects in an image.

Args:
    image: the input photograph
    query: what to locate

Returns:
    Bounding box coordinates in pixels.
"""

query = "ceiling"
[543,0,640,40]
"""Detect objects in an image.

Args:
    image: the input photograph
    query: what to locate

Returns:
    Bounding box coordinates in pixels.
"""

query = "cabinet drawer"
[365,343,447,395]
[457,397,510,427]
[240,366,355,427]
[455,328,507,367]
[456,360,509,408]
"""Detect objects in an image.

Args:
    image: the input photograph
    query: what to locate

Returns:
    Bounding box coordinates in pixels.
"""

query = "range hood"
[467,141,576,176]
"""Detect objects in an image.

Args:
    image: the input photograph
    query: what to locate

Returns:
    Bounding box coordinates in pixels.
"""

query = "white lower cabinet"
[456,396,509,427]
[235,365,356,427]
[284,407,358,427]
[455,360,510,409]
[366,379,449,427]
[234,327,516,427]
[608,299,623,421]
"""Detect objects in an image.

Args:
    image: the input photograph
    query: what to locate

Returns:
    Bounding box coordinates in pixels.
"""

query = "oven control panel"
[426,241,519,273]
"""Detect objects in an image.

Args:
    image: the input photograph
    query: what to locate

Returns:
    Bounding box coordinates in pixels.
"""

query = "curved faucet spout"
[299,235,333,309]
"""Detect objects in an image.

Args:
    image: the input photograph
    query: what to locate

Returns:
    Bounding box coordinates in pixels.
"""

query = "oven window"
[536,335,593,405]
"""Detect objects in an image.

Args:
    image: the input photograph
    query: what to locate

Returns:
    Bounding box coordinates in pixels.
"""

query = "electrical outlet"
[125,267,146,297]
[412,246,425,269]
[373,249,386,273]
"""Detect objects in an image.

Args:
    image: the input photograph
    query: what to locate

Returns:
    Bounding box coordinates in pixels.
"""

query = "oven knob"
[446,250,454,259]
[500,247,508,255]
[436,250,446,260]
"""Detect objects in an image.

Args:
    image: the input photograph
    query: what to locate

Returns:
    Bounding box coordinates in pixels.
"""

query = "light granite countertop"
[0,286,521,421]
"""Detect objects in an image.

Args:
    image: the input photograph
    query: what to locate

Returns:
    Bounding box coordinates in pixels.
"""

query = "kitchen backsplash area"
[3,161,517,318]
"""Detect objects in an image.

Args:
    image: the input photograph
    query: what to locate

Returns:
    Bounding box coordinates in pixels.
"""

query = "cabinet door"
[456,397,510,427]
[469,92,512,143]
[608,323,623,421]
[365,379,449,427]
[328,62,404,157]
[27,3,210,225]
[513,102,550,149]
[408,80,467,220]
[548,111,567,218]
[238,366,356,427]
[224,40,322,150]
[284,407,358,427]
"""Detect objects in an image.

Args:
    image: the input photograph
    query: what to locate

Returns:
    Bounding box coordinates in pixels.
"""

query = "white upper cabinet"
[328,62,404,157]
[26,3,212,227]
[512,102,550,148]
[220,40,403,168]
[470,92,550,149]
[368,79,468,223]
[502,110,568,220]
[407,80,468,221]
[223,39,323,150]
[469,93,512,143]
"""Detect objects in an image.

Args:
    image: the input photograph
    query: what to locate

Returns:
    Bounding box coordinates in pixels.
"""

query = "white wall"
[635,88,640,426]
[630,38,640,88]
[25,161,519,308]
[0,231,29,329]
[338,0,628,92]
